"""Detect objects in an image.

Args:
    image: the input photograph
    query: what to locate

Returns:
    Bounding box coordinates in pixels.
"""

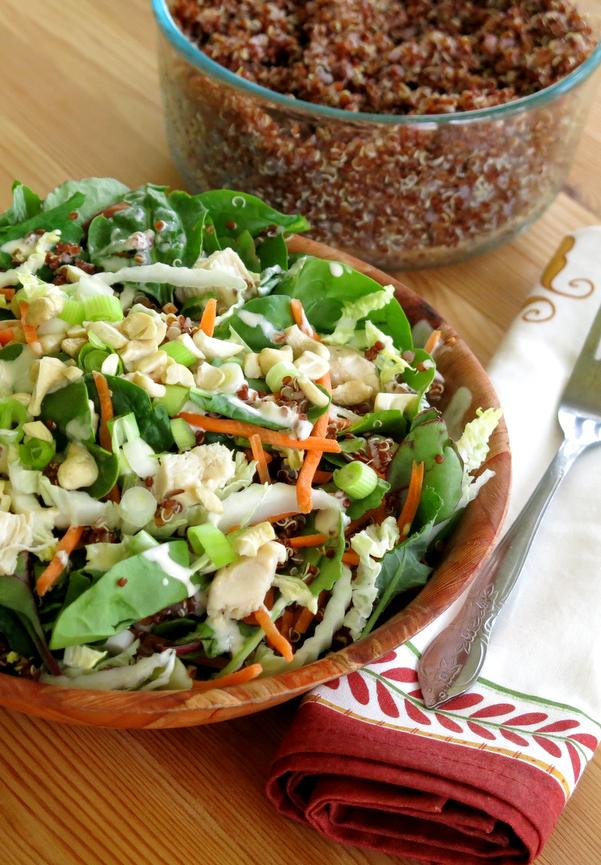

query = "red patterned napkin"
[266,228,601,864]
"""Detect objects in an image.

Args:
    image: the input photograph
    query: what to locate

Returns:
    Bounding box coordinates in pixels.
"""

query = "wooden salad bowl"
[0,237,511,728]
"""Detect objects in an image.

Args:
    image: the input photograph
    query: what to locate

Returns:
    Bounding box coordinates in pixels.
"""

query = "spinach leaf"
[0,309,16,320]
[0,181,42,228]
[387,410,463,522]
[347,410,406,439]
[0,606,37,657]
[227,229,261,272]
[276,257,386,334]
[0,191,85,246]
[43,177,129,224]
[87,184,211,305]
[0,560,55,669]
[41,378,95,443]
[50,541,196,649]
[189,389,286,430]
[85,443,119,499]
[0,343,23,362]
[362,527,433,636]
[85,373,174,451]
[368,298,413,353]
[347,478,390,521]
[215,295,294,350]
[197,189,309,245]
[256,234,288,270]
[404,348,436,395]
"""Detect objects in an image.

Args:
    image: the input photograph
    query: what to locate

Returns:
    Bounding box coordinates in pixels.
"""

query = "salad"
[0,177,500,692]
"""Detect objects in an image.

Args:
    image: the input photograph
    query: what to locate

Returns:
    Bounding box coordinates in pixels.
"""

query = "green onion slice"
[0,397,28,444]
[187,524,236,568]
[19,437,56,470]
[265,360,297,393]
[82,295,124,322]
[333,461,379,500]
[160,341,197,368]
[60,299,85,325]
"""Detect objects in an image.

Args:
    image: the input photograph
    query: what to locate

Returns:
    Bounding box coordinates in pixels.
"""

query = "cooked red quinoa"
[172,0,595,115]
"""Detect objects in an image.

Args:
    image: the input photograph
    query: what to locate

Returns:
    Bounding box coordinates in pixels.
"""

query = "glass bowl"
[152,0,601,271]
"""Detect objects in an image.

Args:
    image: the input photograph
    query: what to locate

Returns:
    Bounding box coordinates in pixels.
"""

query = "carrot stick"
[194,663,263,690]
[278,608,296,639]
[0,288,15,300]
[294,607,316,636]
[397,460,425,540]
[199,298,217,336]
[36,526,85,596]
[253,607,294,663]
[92,371,114,452]
[296,373,332,513]
[0,328,14,346]
[342,550,360,567]
[288,533,329,549]
[177,412,341,453]
[249,433,270,484]
[313,470,333,484]
[424,329,442,355]
[290,298,317,338]
[19,302,41,354]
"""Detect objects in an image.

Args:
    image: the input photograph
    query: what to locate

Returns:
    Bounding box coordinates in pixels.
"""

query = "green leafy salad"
[0,177,500,691]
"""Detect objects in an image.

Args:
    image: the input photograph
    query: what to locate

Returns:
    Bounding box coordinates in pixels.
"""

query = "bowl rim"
[0,236,511,728]
[151,0,601,126]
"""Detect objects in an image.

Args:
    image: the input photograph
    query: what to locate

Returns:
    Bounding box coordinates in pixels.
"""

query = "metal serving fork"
[418,303,601,709]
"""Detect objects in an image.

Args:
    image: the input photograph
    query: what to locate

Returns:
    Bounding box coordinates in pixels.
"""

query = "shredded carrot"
[92,371,114,452]
[313,469,333,484]
[342,550,361,567]
[254,607,294,663]
[296,373,332,513]
[294,607,316,636]
[0,328,14,346]
[245,448,273,465]
[199,298,217,337]
[397,461,425,540]
[424,329,442,355]
[277,608,295,639]
[288,533,329,549]
[0,288,15,300]
[19,302,41,354]
[290,298,317,338]
[177,412,341,453]
[194,663,263,691]
[36,526,85,597]
[249,433,271,484]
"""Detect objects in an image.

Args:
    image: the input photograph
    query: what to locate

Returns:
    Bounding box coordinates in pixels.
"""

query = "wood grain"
[0,1,599,864]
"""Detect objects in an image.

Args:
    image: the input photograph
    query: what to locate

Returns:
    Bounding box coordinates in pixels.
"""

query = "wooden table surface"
[0,2,600,864]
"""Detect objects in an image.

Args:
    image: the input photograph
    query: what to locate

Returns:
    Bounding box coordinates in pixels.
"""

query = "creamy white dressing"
[238,310,280,340]
[142,544,197,598]
[207,615,244,655]
[329,262,344,278]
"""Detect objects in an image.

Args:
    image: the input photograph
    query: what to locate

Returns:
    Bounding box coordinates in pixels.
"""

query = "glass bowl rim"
[152,0,601,126]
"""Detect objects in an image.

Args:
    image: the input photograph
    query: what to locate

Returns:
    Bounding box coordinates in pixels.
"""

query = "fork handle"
[418,438,585,709]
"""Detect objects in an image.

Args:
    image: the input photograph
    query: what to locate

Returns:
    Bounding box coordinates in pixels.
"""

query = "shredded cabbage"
[456,407,503,476]
[325,285,394,346]
[344,517,400,639]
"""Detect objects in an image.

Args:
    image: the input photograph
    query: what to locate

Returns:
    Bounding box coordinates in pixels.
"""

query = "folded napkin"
[267,227,601,864]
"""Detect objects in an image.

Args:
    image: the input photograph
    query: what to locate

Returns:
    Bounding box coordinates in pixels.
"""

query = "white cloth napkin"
[407,226,601,784]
